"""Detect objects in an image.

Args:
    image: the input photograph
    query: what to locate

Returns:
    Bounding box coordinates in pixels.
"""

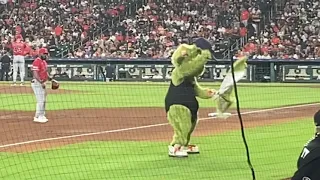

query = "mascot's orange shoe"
[184,145,200,154]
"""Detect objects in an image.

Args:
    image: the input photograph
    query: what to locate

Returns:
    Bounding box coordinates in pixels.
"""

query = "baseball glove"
[51,79,59,90]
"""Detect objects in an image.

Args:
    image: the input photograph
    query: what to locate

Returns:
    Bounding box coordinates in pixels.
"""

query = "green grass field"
[0,82,319,180]
[0,82,320,111]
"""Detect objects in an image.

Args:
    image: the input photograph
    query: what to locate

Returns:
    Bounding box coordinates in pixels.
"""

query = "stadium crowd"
[0,0,319,59]
[248,0,320,59]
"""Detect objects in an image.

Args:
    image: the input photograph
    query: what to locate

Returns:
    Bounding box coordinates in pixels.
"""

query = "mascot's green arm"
[193,49,213,99]
[193,77,212,99]
[171,48,212,86]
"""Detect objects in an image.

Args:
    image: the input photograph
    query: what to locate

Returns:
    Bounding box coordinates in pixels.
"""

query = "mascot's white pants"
[12,55,25,83]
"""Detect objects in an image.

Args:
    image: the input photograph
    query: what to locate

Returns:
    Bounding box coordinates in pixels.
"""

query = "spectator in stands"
[0,0,129,57]
[253,51,272,59]
[80,0,265,59]
[242,0,320,59]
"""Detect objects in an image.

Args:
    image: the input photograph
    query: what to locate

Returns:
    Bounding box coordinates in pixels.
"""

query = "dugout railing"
[11,58,320,83]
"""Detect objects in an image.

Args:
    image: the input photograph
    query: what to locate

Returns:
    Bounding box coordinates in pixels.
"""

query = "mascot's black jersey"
[165,79,198,121]
[292,136,320,180]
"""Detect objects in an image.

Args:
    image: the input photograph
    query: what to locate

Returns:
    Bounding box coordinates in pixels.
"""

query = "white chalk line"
[0,103,318,149]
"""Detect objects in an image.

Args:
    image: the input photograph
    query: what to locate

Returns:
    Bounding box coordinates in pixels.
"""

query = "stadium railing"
[20,58,320,83]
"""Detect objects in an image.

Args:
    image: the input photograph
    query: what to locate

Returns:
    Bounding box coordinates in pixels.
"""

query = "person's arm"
[9,55,13,64]
[292,157,320,180]
[47,72,53,81]
[33,70,42,83]
[33,70,46,89]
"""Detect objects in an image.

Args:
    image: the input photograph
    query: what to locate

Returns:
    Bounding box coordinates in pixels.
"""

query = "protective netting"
[0,0,320,179]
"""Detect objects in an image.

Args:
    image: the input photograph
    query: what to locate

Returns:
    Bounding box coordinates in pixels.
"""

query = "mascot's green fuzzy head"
[170,38,214,85]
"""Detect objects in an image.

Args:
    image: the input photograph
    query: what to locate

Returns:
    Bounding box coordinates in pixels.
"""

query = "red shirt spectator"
[239,27,247,37]
[271,36,280,45]
[241,9,250,21]
[15,34,23,40]
[116,34,124,41]
[54,26,63,36]
[83,24,89,31]
[15,26,22,35]
[244,42,256,53]
[260,44,269,53]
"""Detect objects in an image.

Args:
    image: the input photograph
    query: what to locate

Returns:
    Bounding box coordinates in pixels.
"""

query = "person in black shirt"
[0,49,11,81]
[291,110,320,180]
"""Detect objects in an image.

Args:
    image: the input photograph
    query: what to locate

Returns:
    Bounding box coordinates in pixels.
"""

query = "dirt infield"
[0,104,318,153]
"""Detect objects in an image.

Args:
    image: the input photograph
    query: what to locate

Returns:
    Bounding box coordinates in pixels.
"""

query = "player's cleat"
[168,145,188,157]
[20,82,24,86]
[183,145,200,154]
[41,116,48,121]
[33,116,48,123]
[11,83,17,86]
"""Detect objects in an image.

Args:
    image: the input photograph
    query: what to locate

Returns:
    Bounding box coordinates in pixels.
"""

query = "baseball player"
[31,48,51,123]
[291,110,320,179]
[11,35,27,86]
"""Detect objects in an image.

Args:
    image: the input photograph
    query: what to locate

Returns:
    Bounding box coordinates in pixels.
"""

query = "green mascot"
[165,38,216,158]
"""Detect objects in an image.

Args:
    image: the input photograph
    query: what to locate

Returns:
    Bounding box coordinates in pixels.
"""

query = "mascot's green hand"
[171,44,198,66]
[201,88,217,99]
[207,89,217,98]
[194,78,217,99]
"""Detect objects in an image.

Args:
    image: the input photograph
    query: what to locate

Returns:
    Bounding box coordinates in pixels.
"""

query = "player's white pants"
[31,79,46,118]
[12,55,25,83]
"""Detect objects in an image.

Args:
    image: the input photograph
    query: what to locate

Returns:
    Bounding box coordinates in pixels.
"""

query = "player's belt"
[31,79,45,83]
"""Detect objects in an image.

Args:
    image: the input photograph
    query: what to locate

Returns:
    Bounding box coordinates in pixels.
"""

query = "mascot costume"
[165,38,216,157]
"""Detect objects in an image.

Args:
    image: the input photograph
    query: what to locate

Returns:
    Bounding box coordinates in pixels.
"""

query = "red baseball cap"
[39,48,48,54]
